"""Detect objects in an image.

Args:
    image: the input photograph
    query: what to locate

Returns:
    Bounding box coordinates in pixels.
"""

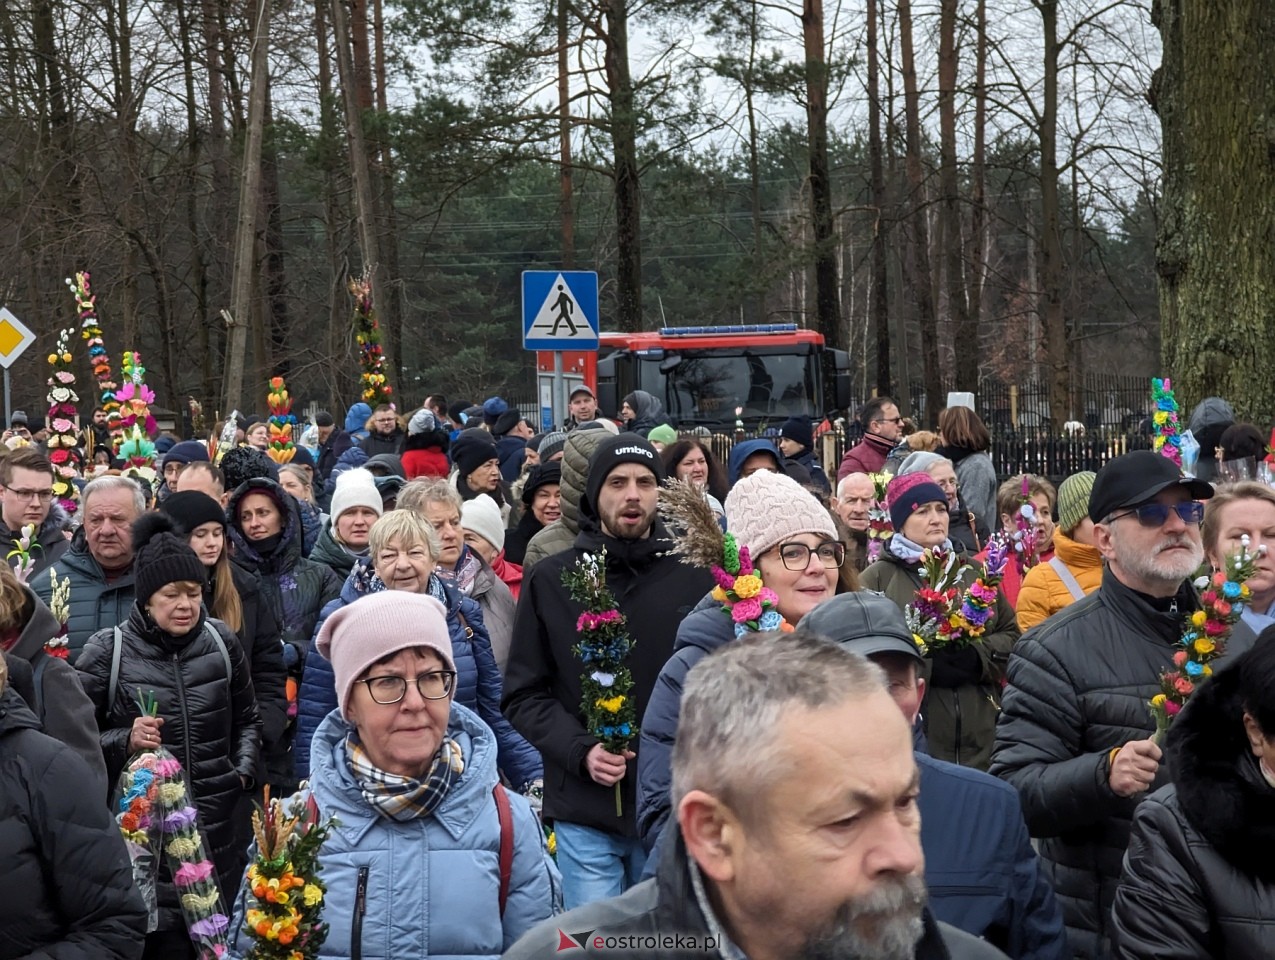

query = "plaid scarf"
[344,732,465,822]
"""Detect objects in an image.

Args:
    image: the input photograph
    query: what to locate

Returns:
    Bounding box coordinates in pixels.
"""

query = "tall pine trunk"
[939,0,974,393]
[803,0,843,353]
[603,0,642,332]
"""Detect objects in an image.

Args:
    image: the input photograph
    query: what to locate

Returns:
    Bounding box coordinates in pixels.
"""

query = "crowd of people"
[1,385,1273,960]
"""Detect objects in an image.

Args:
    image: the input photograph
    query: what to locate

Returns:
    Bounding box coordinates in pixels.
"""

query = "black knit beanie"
[131,513,209,604]
[583,433,665,516]
[451,430,499,479]
[221,446,280,492]
[160,491,227,536]
[521,461,563,505]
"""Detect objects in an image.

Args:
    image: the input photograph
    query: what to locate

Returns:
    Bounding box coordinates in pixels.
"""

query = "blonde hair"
[368,510,442,561]
[1201,482,1275,558]
[0,564,32,632]
[207,550,243,634]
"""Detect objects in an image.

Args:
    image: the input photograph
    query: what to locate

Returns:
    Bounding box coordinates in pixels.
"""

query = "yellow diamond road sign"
[0,307,35,369]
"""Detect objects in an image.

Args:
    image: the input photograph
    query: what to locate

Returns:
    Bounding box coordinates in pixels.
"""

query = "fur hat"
[316,591,455,719]
[724,470,836,558]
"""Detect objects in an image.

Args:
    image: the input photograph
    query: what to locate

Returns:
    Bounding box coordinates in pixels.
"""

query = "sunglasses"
[1108,501,1204,527]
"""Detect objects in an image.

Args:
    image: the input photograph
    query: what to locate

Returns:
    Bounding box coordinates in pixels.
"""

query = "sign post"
[0,307,37,427]
[522,270,599,429]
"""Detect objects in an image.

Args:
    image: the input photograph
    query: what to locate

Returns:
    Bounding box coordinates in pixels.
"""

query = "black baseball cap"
[1089,449,1213,523]
[798,592,924,665]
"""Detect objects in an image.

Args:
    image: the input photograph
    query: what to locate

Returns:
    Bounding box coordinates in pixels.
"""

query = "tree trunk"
[802,0,842,354]
[1154,0,1275,421]
[939,0,974,393]
[223,0,271,414]
[260,86,291,383]
[867,0,891,397]
[602,0,642,332]
[557,0,575,269]
[898,0,941,423]
[371,0,405,391]
[315,0,350,412]
[968,0,987,356]
[332,0,390,384]
[1037,0,1069,426]
[200,0,231,406]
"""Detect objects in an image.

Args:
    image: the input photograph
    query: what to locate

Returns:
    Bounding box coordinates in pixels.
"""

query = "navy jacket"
[293,561,542,790]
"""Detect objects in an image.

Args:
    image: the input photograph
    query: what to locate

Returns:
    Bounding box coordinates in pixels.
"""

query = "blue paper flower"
[1222,582,1241,599]
[1185,660,1203,677]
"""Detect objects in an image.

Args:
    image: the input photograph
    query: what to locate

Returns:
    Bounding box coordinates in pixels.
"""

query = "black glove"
[928,644,984,688]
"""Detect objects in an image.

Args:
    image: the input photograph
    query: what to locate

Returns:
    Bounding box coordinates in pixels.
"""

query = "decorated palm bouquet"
[905,540,1008,655]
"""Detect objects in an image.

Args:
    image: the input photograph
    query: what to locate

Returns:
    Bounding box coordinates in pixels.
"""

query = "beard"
[797,874,927,960]
[1114,528,1204,588]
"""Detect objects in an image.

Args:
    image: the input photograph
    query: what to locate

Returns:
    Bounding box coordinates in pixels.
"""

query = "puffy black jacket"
[32,527,135,663]
[75,607,262,927]
[503,515,714,835]
[3,583,108,802]
[358,427,405,458]
[989,567,1256,959]
[1111,660,1275,960]
[861,544,1020,770]
[0,688,146,960]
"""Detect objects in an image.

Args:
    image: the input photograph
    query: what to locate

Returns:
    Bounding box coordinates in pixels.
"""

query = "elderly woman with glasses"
[859,473,1020,771]
[637,470,847,852]
[227,592,560,960]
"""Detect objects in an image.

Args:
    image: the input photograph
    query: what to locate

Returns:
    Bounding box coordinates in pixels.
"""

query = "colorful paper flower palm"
[265,377,297,464]
[563,550,636,817]
[1151,378,1183,466]
[45,328,83,514]
[68,271,120,435]
[905,540,1008,655]
[348,275,393,407]
[1149,537,1260,740]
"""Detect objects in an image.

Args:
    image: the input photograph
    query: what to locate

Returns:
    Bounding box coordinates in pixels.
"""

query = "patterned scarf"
[344,732,465,822]
[440,544,483,597]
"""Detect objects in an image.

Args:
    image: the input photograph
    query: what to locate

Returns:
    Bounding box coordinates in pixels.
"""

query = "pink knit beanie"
[724,471,838,558]
[316,591,455,719]
[886,473,947,531]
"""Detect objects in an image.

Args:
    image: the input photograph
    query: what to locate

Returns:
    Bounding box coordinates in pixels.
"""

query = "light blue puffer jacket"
[227,702,560,959]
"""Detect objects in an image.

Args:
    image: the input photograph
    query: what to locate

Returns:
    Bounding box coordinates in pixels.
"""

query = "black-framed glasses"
[777,541,846,570]
[1109,501,1204,528]
[359,671,457,704]
[1,485,53,502]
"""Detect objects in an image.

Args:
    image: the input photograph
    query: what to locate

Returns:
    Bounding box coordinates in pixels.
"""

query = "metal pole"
[3,369,9,427]
[553,351,565,431]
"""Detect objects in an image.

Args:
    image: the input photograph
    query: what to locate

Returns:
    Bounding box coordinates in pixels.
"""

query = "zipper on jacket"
[953,692,962,766]
[351,865,368,960]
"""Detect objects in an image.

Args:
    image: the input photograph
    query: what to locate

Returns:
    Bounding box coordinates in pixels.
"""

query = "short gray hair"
[398,477,463,517]
[81,474,146,516]
[671,629,886,825]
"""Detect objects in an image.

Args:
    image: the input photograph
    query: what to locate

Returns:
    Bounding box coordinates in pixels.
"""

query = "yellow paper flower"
[1190,610,1207,627]
[160,782,187,805]
[1194,637,1215,655]
[595,695,625,714]
[1153,411,1168,426]
[1151,694,1166,707]
[166,836,200,859]
[732,575,762,599]
[182,891,222,913]
[302,884,324,907]
[1203,665,1213,676]
[711,585,728,602]
[47,353,57,363]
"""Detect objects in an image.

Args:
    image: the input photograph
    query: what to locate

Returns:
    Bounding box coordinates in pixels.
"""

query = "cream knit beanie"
[725,471,837,558]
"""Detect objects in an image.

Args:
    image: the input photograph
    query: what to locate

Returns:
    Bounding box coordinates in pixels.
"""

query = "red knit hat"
[886,473,947,532]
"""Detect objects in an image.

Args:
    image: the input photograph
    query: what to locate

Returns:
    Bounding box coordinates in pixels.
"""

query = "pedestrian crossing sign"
[522,270,599,351]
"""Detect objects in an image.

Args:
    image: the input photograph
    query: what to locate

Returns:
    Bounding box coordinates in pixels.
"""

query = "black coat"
[358,427,405,458]
[504,509,543,566]
[0,688,146,960]
[504,825,1009,960]
[222,562,288,758]
[75,607,262,928]
[1111,660,1275,959]
[502,515,714,835]
[316,428,353,483]
[989,567,1257,959]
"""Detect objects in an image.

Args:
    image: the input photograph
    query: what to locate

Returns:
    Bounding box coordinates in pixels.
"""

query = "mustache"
[798,874,927,960]
[1153,534,1194,554]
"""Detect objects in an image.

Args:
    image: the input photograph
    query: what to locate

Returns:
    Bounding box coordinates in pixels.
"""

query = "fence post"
[1010,384,1019,430]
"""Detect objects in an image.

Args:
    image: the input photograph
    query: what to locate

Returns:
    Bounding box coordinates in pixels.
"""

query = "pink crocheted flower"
[731,597,763,623]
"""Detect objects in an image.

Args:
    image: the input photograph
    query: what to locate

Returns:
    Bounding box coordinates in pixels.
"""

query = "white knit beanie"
[316,591,455,718]
[330,468,384,522]
[462,493,505,552]
[725,471,837,558]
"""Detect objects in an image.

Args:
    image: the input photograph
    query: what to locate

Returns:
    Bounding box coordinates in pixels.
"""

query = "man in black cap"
[991,450,1220,959]
[804,593,1069,959]
[565,384,599,430]
[313,410,351,488]
[777,414,829,494]
[503,434,714,910]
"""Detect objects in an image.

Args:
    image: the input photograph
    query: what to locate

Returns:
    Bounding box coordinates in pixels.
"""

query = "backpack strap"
[204,622,232,684]
[493,782,513,917]
[108,626,124,709]
[1048,555,1086,601]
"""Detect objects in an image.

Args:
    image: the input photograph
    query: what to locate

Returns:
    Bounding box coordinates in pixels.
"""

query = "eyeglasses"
[2,485,54,502]
[873,417,904,426]
[1108,501,1204,528]
[359,671,457,704]
[776,541,846,570]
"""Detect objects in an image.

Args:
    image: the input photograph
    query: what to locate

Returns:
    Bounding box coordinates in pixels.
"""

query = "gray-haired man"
[504,629,1007,960]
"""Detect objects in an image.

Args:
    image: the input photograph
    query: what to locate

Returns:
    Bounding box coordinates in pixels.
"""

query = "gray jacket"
[32,530,135,664]
[954,451,998,532]
[471,558,516,674]
[521,429,606,570]
[4,583,108,802]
